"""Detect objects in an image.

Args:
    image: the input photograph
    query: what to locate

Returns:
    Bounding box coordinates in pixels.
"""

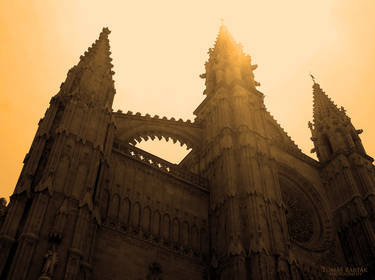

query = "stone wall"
[91,143,209,279]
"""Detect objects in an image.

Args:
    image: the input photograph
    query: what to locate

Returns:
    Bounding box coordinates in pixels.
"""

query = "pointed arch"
[132,202,141,230]
[142,206,152,234]
[162,214,171,242]
[191,225,199,253]
[172,218,180,244]
[120,198,131,227]
[152,211,161,239]
[181,221,189,248]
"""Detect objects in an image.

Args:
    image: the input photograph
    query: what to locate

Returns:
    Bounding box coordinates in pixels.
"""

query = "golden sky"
[1,0,374,200]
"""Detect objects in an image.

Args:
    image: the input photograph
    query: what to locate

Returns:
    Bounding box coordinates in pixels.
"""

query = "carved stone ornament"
[279,175,316,245]
[35,173,54,196]
[39,244,58,280]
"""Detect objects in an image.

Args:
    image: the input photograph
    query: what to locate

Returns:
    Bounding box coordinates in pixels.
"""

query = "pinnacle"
[102,27,111,34]
[213,23,241,56]
[59,27,116,108]
[312,79,344,124]
[201,23,259,94]
[78,27,113,70]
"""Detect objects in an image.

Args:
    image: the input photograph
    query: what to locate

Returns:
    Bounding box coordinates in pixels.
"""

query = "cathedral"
[0,25,374,280]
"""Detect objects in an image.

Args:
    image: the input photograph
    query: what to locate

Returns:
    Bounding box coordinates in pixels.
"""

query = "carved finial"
[310,73,316,84]
[102,26,111,34]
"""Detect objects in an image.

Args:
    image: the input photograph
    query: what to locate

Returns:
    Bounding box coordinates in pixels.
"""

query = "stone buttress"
[1,24,375,280]
[309,78,375,276]
[0,28,116,280]
[195,24,292,279]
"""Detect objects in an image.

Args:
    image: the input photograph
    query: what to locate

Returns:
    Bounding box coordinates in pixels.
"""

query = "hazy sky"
[1,0,374,200]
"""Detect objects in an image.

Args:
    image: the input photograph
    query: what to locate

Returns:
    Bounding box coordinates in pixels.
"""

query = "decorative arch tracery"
[113,111,202,150]
[278,165,333,251]
[280,176,315,243]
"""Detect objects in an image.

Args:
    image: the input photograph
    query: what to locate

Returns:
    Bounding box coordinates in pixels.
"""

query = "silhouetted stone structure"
[1,25,374,279]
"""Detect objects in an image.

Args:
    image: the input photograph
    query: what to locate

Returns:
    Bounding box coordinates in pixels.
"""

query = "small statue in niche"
[147,262,163,280]
[39,244,58,280]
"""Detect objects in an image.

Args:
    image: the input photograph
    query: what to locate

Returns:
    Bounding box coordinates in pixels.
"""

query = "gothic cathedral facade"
[1,25,375,279]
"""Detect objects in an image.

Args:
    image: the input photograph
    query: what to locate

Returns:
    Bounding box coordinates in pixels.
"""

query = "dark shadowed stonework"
[1,25,375,280]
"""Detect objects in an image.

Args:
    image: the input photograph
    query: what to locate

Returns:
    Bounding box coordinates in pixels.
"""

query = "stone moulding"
[114,111,202,151]
[113,140,208,190]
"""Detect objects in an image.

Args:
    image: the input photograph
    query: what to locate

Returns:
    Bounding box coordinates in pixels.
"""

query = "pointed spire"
[213,21,239,55]
[200,23,259,95]
[312,76,345,124]
[60,27,116,108]
[78,27,113,69]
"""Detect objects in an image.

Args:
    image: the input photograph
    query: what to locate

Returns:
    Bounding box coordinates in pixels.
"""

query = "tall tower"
[309,78,375,274]
[1,24,374,280]
[195,24,291,279]
[0,28,116,279]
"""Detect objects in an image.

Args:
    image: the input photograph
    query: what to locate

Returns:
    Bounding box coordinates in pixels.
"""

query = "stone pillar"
[7,192,50,280]
[0,195,29,275]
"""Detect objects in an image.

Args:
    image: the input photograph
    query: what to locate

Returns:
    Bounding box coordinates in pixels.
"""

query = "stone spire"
[311,75,347,125]
[212,23,239,55]
[309,75,369,161]
[200,23,259,96]
[60,27,116,109]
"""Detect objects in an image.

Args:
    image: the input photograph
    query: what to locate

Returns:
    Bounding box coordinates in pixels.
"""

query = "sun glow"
[1,0,375,199]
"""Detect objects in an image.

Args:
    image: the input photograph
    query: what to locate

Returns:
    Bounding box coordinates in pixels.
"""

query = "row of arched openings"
[100,190,208,256]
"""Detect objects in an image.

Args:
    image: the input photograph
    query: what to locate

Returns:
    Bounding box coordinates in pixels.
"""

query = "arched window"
[162,214,171,244]
[172,218,180,246]
[279,174,320,247]
[142,207,152,234]
[132,202,141,231]
[181,221,189,248]
[152,211,161,239]
[120,198,131,228]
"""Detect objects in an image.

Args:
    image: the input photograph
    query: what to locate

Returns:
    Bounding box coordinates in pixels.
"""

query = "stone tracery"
[114,111,202,150]
[278,167,334,253]
[2,24,374,280]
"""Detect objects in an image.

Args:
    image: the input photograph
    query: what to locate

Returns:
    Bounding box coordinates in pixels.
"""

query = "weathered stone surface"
[1,24,374,280]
